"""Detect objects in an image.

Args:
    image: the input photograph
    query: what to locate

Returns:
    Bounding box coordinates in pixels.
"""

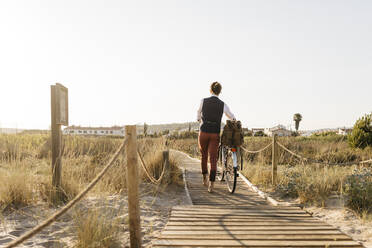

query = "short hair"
[210,82,222,95]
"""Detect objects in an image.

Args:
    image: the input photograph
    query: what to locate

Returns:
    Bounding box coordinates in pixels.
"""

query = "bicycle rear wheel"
[225,150,238,193]
[216,145,225,181]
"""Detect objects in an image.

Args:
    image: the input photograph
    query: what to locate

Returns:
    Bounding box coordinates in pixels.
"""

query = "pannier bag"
[221,120,244,147]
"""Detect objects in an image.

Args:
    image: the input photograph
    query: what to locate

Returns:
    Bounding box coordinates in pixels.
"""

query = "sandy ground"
[0,184,189,248]
[265,192,372,248]
[305,200,372,248]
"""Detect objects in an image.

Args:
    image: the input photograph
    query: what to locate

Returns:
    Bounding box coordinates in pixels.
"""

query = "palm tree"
[293,113,302,132]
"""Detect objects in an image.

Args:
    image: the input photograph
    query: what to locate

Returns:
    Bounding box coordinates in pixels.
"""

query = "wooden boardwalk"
[153,152,364,247]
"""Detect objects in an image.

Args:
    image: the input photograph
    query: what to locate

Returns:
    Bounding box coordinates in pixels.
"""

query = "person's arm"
[197,99,203,122]
[224,103,236,120]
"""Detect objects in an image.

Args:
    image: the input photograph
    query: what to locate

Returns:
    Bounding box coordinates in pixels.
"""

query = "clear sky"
[0,0,371,130]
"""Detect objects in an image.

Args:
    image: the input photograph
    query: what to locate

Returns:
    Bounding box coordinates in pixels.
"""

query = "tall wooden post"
[125,125,142,248]
[163,150,170,184]
[272,134,278,185]
[51,85,62,188]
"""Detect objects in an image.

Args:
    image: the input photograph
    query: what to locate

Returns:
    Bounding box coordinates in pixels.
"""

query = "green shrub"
[348,113,372,149]
[275,165,347,206]
[311,131,338,138]
[276,169,300,198]
[344,168,372,214]
[254,131,266,137]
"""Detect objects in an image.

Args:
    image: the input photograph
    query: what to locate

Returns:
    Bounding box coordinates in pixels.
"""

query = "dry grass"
[0,134,186,247]
[73,207,121,248]
[0,134,182,212]
[240,162,364,207]
[39,176,80,206]
[138,138,183,186]
[0,164,35,211]
[167,138,200,158]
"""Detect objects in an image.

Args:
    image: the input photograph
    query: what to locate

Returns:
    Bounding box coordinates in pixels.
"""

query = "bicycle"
[216,144,243,193]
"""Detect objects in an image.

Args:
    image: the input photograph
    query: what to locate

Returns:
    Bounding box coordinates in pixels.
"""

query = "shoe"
[208,181,214,193]
[203,174,208,187]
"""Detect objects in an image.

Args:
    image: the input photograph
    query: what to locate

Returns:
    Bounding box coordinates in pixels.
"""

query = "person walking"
[197,82,236,192]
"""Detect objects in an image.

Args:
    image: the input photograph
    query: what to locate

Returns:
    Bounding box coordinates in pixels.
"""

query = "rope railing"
[240,142,273,154]
[276,141,308,162]
[137,150,168,184]
[276,141,372,166]
[5,137,128,248]
[237,135,371,185]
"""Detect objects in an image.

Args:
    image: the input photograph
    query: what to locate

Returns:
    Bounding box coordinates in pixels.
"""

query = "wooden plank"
[191,202,267,206]
[188,198,264,201]
[187,193,261,198]
[170,215,314,220]
[189,199,267,203]
[172,208,305,213]
[173,204,296,208]
[188,197,264,201]
[164,226,337,231]
[153,239,362,247]
[170,214,311,218]
[154,246,362,248]
[172,205,302,210]
[188,198,266,202]
[161,230,344,235]
[172,208,306,213]
[172,205,301,210]
[169,218,320,223]
[171,212,309,217]
[166,221,331,226]
[159,234,352,241]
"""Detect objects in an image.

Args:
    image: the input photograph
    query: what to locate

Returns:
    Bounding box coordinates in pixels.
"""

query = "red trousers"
[198,131,219,181]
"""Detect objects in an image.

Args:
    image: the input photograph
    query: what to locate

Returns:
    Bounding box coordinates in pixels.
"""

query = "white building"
[63,126,124,136]
[265,125,292,137]
[338,127,352,136]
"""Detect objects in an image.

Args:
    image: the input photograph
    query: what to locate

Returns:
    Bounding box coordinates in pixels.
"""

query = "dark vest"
[200,96,224,133]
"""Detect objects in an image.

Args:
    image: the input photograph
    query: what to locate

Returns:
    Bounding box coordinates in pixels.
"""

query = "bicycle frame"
[221,147,239,169]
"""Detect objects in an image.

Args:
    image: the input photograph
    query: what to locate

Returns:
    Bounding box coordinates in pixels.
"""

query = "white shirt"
[197,94,236,122]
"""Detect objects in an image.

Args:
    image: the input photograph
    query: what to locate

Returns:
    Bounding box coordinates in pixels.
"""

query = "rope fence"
[5,137,128,248]
[276,141,372,166]
[240,142,272,154]
[239,135,371,185]
[137,149,168,185]
[240,139,371,166]
[276,141,308,162]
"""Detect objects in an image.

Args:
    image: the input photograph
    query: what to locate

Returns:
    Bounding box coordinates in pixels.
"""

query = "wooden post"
[272,134,278,185]
[125,125,142,248]
[163,150,170,184]
[51,85,62,188]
